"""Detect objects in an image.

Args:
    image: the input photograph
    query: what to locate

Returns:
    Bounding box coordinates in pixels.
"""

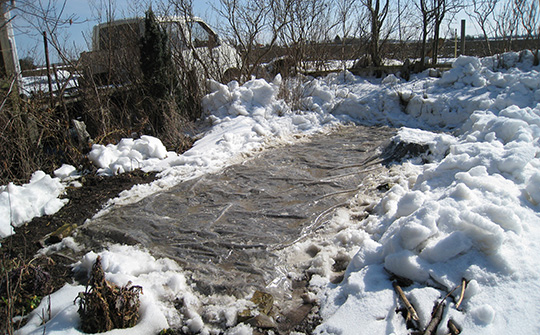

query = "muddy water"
[80,125,395,297]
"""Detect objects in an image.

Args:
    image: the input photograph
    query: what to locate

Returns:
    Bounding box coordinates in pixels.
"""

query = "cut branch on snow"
[423,300,445,335]
[448,318,461,335]
[455,278,467,309]
[392,281,419,322]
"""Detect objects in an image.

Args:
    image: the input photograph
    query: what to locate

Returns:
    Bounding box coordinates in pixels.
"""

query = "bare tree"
[415,0,462,67]
[214,0,286,80]
[277,0,333,74]
[431,0,463,65]
[401,1,422,51]
[13,0,82,65]
[495,0,520,51]
[468,0,499,55]
[360,0,390,67]
[514,0,539,40]
[417,0,434,68]
[335,0,359,72]
[394,0,416,42]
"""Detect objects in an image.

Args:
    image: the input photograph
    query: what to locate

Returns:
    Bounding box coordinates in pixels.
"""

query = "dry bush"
[77,256,142,333]
[77,10,203,152]
[0,78,85,185]
[277,75,311,113]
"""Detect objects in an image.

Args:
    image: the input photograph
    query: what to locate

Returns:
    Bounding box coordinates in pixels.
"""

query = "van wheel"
[222,68,240,84]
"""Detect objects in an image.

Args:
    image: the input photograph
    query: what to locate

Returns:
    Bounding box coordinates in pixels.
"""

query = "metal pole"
[398,0,402,42]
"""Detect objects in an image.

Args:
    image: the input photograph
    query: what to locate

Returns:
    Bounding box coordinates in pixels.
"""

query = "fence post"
[43,31,54,108]
[460,19,466,56]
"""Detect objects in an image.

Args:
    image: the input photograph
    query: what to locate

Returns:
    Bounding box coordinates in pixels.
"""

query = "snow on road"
[5,50,540,334]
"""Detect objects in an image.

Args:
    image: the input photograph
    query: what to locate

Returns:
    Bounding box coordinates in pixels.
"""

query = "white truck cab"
[81,16,241,86]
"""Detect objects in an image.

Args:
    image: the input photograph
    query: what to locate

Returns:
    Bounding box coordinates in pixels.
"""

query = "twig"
[392,281,419,322]
[311,202,349,230]
[7,183,14,236]
[331,157,384,171]
[211,203,233,226]
[423,281,465,335]
[315,187,362,201]
[423,301,445,335]
[455,278,467,309]
[447,319,461,335]
[269,202,348,250]
[320,166,383,182]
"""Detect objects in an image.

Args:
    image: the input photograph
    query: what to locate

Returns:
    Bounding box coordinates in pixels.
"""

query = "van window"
[191,21,217,48]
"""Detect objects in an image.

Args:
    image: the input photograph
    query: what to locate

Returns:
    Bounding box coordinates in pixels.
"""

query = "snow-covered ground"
[3,50,540,334]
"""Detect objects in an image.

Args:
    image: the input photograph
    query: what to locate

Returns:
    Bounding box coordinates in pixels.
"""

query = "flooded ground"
[79,124,396,302]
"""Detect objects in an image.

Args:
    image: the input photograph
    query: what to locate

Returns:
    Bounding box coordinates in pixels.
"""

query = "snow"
[88,135,169,175]
[0,171,68,238]
[4,50,540,334]
[21,69,79,98]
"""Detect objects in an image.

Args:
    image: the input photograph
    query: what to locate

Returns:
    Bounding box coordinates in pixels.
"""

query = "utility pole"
[0,0,22,95]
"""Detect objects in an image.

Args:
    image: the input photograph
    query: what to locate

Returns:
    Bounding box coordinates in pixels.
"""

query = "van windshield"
[191,21,218,48]
[163,20,218,49]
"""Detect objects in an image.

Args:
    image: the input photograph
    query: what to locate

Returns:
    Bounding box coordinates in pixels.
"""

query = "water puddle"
[79,125,396,299]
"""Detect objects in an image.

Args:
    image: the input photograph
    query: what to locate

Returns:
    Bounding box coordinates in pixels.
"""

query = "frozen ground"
[2,50,540,334]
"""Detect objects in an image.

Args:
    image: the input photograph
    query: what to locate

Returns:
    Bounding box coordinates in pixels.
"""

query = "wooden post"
[460,19,466,56]
[454,29,458,58]
[43,31,54,108]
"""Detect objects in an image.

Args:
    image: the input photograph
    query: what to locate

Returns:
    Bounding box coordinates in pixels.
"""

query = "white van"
[80,16,241,86]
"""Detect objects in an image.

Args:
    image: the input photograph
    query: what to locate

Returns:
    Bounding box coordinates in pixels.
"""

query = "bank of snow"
[13,51,540,335]
[311,52,540,334]
[0,167,78,238]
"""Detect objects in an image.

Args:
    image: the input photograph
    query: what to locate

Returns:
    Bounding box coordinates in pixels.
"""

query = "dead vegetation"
[77,256,142,333]
[0,259,52,334]
[0,75,84,185]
